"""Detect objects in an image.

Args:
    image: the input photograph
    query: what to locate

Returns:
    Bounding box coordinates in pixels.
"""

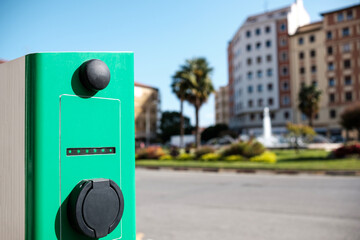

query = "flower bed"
[135,141,277,163]
[333,144,360,158]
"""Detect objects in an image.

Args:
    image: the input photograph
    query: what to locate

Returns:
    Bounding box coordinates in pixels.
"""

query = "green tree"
[171,71,192,148]
[159,111,194,143]
[177,58,214,148]
[201,124,235,142]
[340,103,360,141]
[287,123,315,153]
[298,85,321,127]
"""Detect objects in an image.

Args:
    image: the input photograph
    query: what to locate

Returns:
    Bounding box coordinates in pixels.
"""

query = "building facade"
[134,82,161,144]
[290,4,360,138]
[322,4,360,137]
[227,0,310,135]
[290,21,328,132]
[215,85,229,125]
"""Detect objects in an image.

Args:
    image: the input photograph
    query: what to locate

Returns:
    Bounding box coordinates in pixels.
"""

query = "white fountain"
[257,107,284,148]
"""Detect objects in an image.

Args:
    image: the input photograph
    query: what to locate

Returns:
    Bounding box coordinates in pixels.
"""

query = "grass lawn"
[136,149,360,171]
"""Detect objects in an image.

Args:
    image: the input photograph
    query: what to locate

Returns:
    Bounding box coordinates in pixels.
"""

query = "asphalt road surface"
[136,169,360,240]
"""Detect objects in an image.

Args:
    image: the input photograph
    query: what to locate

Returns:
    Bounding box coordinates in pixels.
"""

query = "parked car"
[331,135,345,143]
[206,135,236,148]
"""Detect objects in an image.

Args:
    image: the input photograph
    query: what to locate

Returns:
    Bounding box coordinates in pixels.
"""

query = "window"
[282,66,288,76]
[342,27,350,37]
[280,23,286,32]
[248,86,253,93]
[310,50,316,58]
[268,98,274,106]
[343,43,350,52]
[345,91,352,101]
[267,68,273,77]
[301,113,307,121]
[298,37,304,45]
[281,52,287,61]
[344,59,351,69]
[256,42,261,49]
[256,56,262,64]
[337,13,344,22]
[282,81,289,90]
[329,93,335,103]
[266,40,271,47]
[246,30,251,37]
[247,71,253,80]
[255,28,261,35]
[257,70,262,78]
[266,55,272,62]
[311,65,317,73]
[284,111,290,119]
[250,113,255,120]
[265,26,271,33]
[299,52,304,59]
[258,99,263,107]
[248,100,253,107]
[328,62,334,71]
[312,80,317,86]
[282,96,290,105]
[345,76,352,85]
[328,78,335,87]
[327,31,332,40]
[270,112,275,120]
[280,38,287,46]
[300,67,305,74]
[347,10,353,20]
[247,58,252,65]
[267,83,273,91]
[246,44,251,51]
[327,46,333,55]
[330,109,336,119]
[257,84,263,92]
[309,35,315,42]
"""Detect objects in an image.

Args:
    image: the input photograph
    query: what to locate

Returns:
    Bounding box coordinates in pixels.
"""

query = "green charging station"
[0,52,135,239]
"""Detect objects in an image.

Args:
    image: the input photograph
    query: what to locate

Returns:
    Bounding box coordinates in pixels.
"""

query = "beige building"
[134,82,160,144]
[290,4,360,138]
[290,21,328,132]
[215,85,229,125]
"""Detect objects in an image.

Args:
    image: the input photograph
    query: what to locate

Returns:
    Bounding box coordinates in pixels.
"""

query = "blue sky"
[0,0,358,127]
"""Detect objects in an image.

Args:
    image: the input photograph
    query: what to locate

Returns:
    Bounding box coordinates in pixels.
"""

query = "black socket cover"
[79,59,111,91]
[68,179,124,238]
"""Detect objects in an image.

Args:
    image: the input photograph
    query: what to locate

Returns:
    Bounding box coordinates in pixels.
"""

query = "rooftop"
[321,4,360,16]
[245,6,290,23]
[293,21,323,35]
[135,81,158,91]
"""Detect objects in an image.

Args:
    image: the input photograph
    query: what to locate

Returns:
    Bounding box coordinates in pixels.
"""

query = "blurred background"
[1,1,360,239]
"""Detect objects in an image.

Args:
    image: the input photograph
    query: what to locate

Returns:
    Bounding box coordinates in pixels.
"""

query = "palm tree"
[181,58,214,148]
[171,71,192,148]
[298,84,321,127]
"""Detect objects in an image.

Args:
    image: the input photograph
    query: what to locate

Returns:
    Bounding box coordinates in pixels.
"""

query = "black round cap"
[68,179,124,238]
[79,59,111,91]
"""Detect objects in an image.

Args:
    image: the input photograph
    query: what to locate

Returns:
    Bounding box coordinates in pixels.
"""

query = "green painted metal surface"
[25,52,135,240]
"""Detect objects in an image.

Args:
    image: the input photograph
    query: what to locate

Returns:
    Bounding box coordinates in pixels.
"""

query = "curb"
[135,166,360,177]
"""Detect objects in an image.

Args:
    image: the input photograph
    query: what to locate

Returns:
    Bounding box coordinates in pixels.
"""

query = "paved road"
[136,169,360,240]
